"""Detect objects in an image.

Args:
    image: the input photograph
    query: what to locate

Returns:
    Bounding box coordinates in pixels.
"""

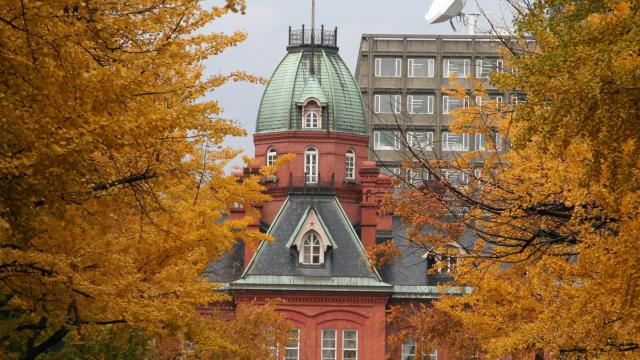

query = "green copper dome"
[256,48,367,135]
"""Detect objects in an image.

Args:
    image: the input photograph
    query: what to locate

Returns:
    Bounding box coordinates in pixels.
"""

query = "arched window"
[267,147,277,166]
[304,147,318,184]
[302,232,321,264]
[345,149,355,180]
[304,111,320,128]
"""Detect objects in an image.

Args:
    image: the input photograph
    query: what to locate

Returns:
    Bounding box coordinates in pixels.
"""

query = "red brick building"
[203,26,458,360]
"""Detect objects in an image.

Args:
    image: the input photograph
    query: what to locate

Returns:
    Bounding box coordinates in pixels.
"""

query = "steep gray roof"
[241,194,381,281]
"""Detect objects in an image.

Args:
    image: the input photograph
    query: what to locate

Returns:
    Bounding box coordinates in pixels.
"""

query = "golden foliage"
[0,0,282,358]
[389,0,640,358]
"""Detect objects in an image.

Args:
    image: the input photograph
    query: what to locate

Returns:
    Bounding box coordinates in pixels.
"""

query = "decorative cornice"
[232,291,390,305]
[254,131,369,144]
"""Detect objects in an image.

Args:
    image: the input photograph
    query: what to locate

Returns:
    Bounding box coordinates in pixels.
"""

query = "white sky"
[200,0,513,167]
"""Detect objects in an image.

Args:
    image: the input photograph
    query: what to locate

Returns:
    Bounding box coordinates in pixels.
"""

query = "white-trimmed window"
[475,95,503,108]
[408,58,435,78]
[407,168,430,186]
[407,95,434,114]
[443,169,469,187]
[374,130,401,150]
[343,330,358,360]
[380,166,401,178]
[442,132,470,152]
[443,58,470,78]
[304,147,318,184]
[475,132,502,151]
[375,57,402,77]
[304,111,320,128]
[374,94,402,114]
[401,338,437,360]
[476,58,503,79]
[510,94,526,106]
[267,147,277,166]
[301,231,321,264]
[407,131,433,151]
[285,329,300,360]
[321,329,337,360]
[442,95,470,114]
[345,150,355,180]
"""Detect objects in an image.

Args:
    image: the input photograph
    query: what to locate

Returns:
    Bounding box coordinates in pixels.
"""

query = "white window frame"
[442,96,470,115]
[321,329,337,360]
[407,95,434,114]
[374,94,402,114]
[301,232,322,264]
[475,132,502,151]
[401,338,438,360]
[443,169,469,187]
[342,329,358,360]
[475,95,504,109]
[442,132,470,152]
[408,58,435,78]
[443,58,470,78]
[476,58,504,79]
[375,57,401,77]
[267,147,277,167]
[345,150,355,180]
[407,131,434,151]
[304,111,320,129]
[284,328,300,360]
[304,147,318,184]
[373,130,401,150]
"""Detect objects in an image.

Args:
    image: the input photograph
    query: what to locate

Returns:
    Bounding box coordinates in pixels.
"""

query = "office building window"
[304,147,318,183]
[374,130,401,150]
[407,168,430,186]
[375,58,402,77]
[267,147,277,167]
[442,95,470,114]
[379,166,401,178]
[476,58,503,79]
[475,132,502,151]
[442,132,470,151]
[345,150,355,180]
[407,131,433,151]
[475,95,503,107]
[343,330,358,360]
[285,329,300,360]
[407,95,434,114]
[443,58,470,78]
[321,329,337,360]
[443,169,469,187]
[374,94,402,114]
[401,338,438,360]
[408,58,435,78]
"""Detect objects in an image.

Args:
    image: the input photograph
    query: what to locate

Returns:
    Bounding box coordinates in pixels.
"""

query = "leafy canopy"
[0,0,284,358]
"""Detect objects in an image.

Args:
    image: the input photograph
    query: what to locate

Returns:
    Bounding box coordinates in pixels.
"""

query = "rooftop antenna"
[310,0,317,76]
[425,0,481,34]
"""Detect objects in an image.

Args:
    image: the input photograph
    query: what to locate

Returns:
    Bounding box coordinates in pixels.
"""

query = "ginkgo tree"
[380,0,640,358]
[0,0,289,359]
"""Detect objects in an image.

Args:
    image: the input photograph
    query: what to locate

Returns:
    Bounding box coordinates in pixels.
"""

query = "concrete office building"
[355,34,525,183]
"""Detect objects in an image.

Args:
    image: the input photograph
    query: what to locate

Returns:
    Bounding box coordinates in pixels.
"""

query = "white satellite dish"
[425,0,467,24]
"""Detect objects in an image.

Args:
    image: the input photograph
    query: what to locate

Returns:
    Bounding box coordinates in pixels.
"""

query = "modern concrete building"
[355,34,525,182]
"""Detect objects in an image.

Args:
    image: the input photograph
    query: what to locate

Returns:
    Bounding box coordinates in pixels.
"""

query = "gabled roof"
[238,195,387,288]
[285,206,337,249]
[296,75,328,104]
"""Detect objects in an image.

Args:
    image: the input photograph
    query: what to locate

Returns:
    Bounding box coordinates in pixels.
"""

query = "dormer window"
[305,111,320,128]
[301,232,322,264]
[300,99,323,129]
[288,208,335,266]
